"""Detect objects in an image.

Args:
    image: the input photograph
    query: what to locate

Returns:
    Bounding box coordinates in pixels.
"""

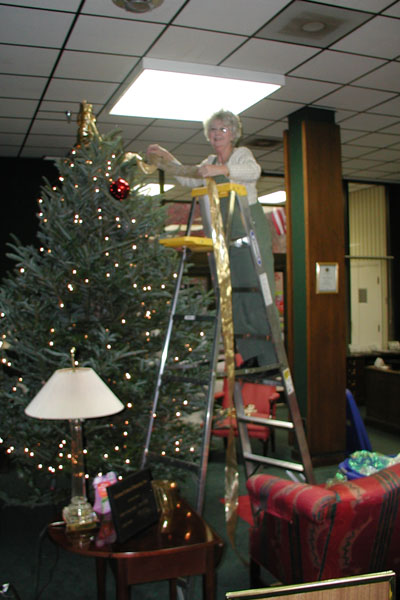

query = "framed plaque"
[316,262,339,294]
[107,468,159,543]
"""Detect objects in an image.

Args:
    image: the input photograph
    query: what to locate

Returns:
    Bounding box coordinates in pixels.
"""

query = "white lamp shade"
[25,367,125,420]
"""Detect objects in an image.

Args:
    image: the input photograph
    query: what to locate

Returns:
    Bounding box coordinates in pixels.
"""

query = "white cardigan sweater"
[174,146,261,205]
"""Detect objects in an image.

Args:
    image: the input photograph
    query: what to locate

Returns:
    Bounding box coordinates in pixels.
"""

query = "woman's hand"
[146,144,175,163]
[197,163,229,178]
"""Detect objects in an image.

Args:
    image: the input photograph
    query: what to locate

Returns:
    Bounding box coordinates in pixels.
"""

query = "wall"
[348,184,388,351]
[0,158,58,279]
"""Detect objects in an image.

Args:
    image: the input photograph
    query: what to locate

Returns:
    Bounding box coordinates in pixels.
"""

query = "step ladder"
[140,195,222,515]
[141,182,315,515]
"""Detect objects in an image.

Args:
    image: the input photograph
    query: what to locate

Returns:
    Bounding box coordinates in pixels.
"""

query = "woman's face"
[208,119,234,153]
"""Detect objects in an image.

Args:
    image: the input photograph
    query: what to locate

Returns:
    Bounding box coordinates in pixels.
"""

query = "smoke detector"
[112,0,164,13]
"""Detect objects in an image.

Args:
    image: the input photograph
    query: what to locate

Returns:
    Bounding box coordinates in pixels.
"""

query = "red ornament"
[109,177,130,200]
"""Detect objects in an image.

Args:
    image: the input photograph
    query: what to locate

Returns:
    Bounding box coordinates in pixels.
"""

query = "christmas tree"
[0,107,213,504]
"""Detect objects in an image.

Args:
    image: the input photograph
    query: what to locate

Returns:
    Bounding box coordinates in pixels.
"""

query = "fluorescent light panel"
[259,190,286,204]
[140,183,174,196]
[110,58,284,121]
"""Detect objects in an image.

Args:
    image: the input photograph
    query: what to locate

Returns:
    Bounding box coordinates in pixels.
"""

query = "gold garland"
[124,152,200,178]
[206,178,239,546]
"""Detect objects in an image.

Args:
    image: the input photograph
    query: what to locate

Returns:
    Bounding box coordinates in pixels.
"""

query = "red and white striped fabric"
[271,207,286,235]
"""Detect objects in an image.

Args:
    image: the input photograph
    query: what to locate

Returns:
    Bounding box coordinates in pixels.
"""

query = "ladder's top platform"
[191,182,247,198]
[159,236,213,253]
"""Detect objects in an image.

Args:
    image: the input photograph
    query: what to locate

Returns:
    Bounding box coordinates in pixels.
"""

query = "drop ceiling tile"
[3,0,81,10]
[152,118,201,129]
[66,14,164,55]
[29,119,82,136]
[83,0,187,22]
[99,123,148,139]
[338,112,399,132]
[53,50,137,82]
[169,142,210,156]
[349,132,398,148]
[341,144,372,158]
[375,162,400,172]
[222,38,319,73]
[258,157,283,170]
[97,113,153,126]
[342,157,385,169]
[242,98,303,120]
[0,146,19,157]
[383,1,400,17]
[340,129,368,142]
[254,122,288,138]
[0,5,75,47]
[240,117,275,135]
[147,26,246,64]
[311,0,394,11]
[0,45,59,77]
[361,147,400,161]
[317,86,395,111]
[0,118,31,133]
[369,96,400,116]
[352,62,400,93]
[174,0,290,35]
[20,146,67,158]
[43,78,118,103]
[25,134,76,147]
[342,165,358,175]
[331,16,400,60]
[0,74,47,100]
[260,149,284,162]
[0,98,37,118]
[132,125,199,143]
[255,1,371,48]
[291,50,385,84]
[379,123,400,135]
[334,109,358,122]
[0,133,25,145]
[354,169,397,180]
[271,76,339,103]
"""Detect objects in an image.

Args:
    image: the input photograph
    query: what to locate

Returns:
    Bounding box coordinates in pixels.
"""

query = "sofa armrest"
[247,474,336,524]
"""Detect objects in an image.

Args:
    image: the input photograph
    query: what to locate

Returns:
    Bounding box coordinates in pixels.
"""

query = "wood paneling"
[302,120,346,457]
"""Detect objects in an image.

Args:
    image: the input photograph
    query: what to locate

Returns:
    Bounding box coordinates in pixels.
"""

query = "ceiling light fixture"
[112,0,164,13]
[109,58,284,121]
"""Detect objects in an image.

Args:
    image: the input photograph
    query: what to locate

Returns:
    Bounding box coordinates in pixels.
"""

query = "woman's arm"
[146,144,179,165]
[227,147,261,183]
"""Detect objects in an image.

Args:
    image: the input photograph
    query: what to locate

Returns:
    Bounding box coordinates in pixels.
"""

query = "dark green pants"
[218,190,278,367]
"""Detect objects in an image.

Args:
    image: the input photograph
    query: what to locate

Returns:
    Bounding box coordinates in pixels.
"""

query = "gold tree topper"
[77,100,100,145]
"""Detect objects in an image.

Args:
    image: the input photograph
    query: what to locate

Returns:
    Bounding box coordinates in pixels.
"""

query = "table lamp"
[25,364,124,532]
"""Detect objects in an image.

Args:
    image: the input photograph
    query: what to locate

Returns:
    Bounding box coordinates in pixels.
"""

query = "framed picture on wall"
[316,262,339,294]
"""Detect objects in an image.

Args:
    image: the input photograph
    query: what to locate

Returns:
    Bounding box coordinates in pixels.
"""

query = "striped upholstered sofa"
[247,463,400,586]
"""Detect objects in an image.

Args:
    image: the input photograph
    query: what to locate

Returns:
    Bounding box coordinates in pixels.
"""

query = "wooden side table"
[48,497,224,600]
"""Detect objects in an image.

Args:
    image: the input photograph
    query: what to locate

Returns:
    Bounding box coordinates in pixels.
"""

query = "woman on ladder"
[147,109,278,369]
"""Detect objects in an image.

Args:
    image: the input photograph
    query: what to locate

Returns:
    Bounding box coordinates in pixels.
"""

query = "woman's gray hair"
[203,110,242,144]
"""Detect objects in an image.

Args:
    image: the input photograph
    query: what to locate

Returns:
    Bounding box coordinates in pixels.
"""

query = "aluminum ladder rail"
[193,182,315,485]
[141,196,222,515]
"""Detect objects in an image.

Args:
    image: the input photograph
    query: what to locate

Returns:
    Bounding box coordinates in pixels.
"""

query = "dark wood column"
[284,107,346,465]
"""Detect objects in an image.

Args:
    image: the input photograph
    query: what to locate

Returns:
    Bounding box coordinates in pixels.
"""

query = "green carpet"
[1,420,399,600]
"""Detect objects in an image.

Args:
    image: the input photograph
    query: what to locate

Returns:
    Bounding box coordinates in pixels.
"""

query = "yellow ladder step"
[159,236,213,253]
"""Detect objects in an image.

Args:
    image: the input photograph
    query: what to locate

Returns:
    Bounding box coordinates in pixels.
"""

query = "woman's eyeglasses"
[210,127,229,134]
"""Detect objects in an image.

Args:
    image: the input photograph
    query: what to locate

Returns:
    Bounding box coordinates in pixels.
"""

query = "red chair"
[246,463,400,588]
[212,377,279,456]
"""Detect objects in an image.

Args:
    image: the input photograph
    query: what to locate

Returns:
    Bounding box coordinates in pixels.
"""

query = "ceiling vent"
[112,0,163,13]
[246,137,282,149]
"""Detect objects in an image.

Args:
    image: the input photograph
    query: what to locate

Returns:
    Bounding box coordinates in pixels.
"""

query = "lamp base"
[63,496,98,532]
